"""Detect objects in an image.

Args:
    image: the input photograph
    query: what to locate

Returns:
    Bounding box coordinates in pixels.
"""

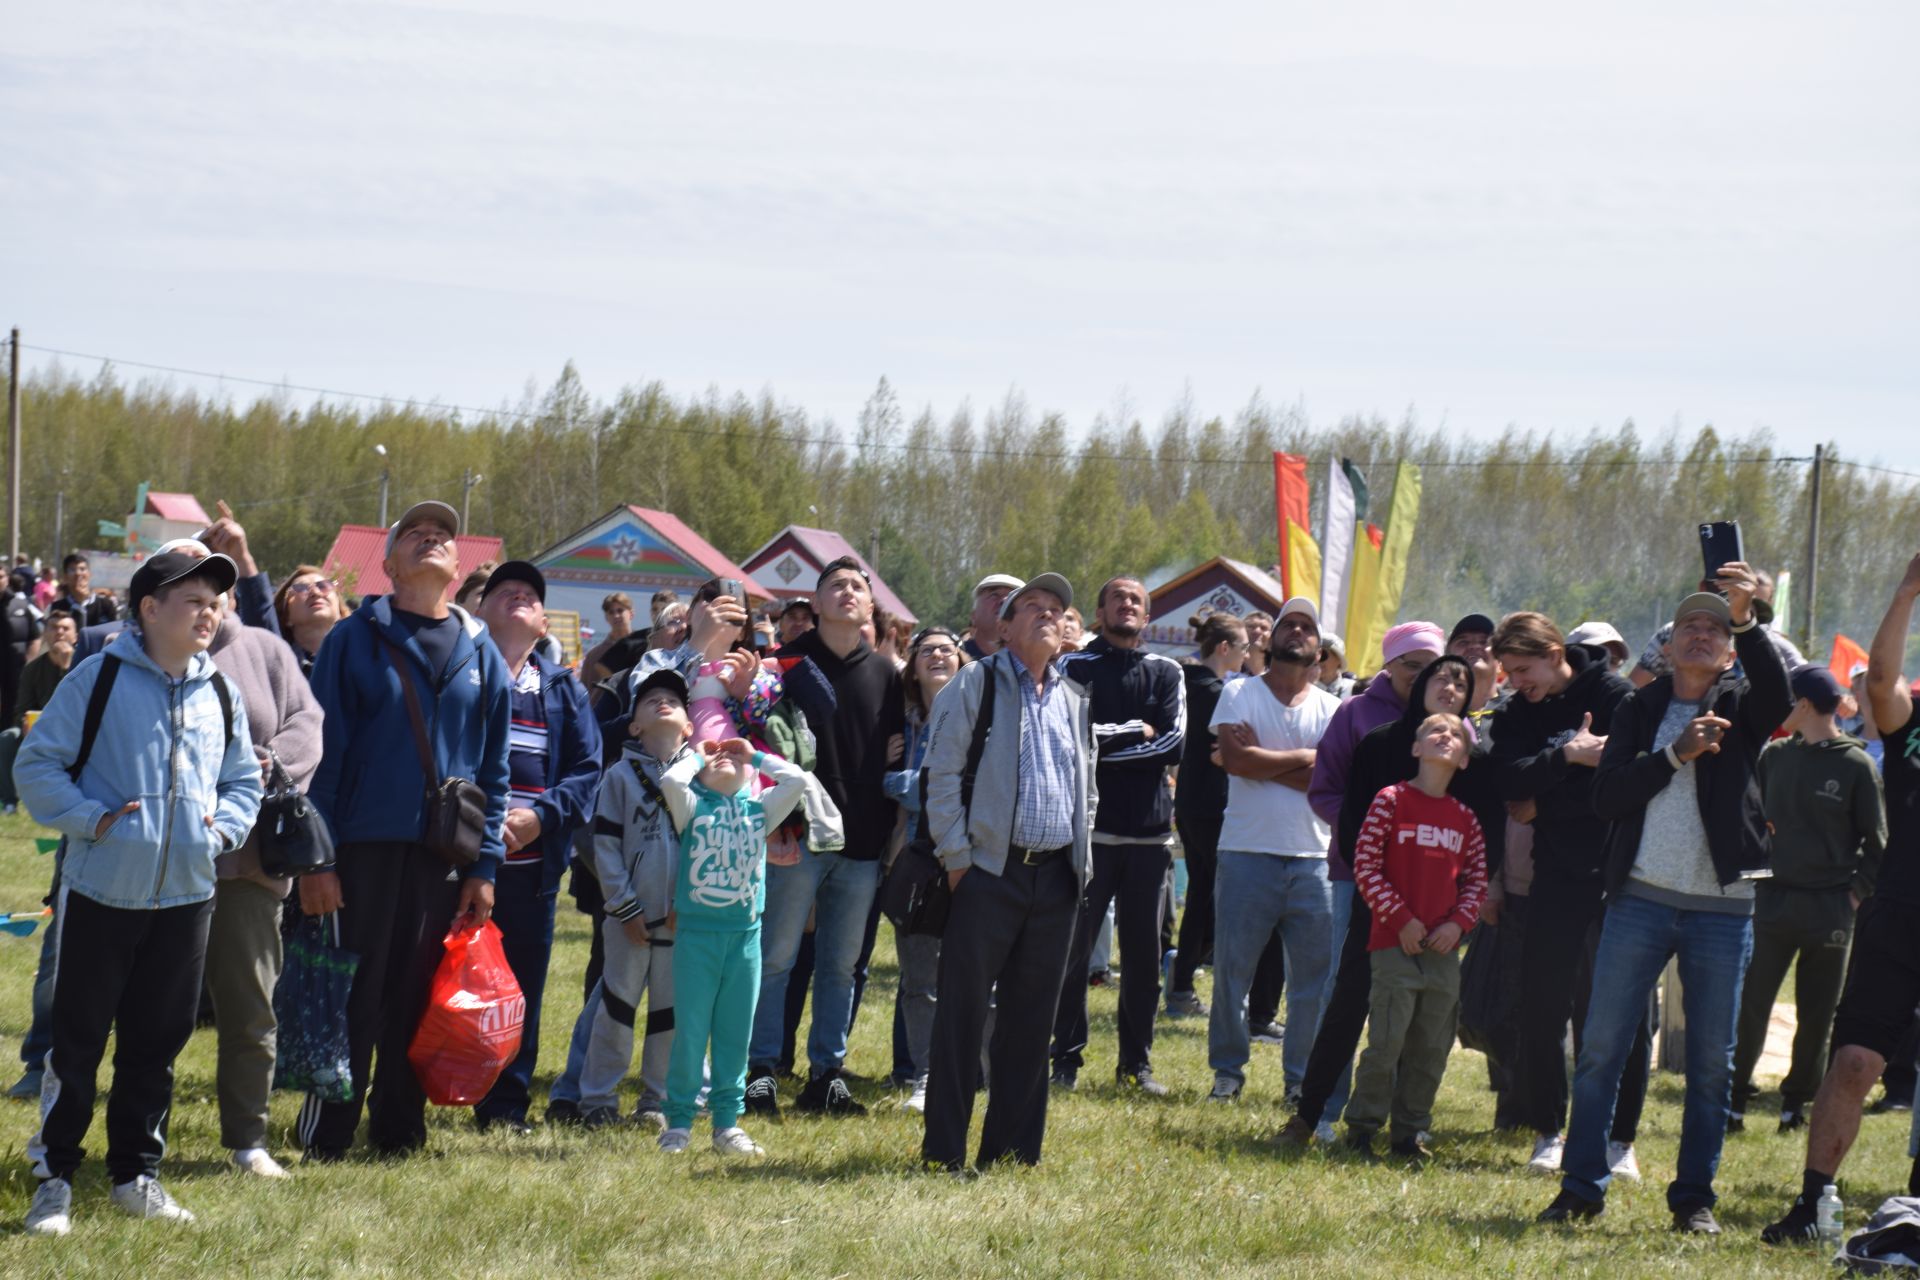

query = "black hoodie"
[1336,655,1507,876]
[1489,643,1634,884]
[775,628,906,861]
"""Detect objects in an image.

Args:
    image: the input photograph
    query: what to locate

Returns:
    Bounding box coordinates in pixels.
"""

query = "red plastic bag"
[408,920,525,1106]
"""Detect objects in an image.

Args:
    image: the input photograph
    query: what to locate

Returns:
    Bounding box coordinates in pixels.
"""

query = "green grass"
[0,808,1903,1277]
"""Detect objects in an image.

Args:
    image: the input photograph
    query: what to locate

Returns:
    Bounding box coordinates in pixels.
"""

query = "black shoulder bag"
[382,639,486,870]
[257,749,337,878]
[879,663,997,937]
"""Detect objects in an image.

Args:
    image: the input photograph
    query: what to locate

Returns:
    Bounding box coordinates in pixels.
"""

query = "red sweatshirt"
[1352,781,1488,951]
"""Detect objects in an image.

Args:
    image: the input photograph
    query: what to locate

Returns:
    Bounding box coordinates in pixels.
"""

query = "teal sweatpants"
[666,925,761,1130]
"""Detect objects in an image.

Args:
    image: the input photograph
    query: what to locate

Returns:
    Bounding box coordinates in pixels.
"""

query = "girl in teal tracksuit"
[657,738,841,1155]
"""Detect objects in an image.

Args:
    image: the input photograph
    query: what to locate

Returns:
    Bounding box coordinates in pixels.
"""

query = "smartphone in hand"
[1699,521,1744,584]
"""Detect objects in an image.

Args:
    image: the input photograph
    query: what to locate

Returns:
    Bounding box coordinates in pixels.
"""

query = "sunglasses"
[286,578,338,598]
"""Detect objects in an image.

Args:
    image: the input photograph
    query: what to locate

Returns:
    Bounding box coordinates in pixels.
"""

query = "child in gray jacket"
[577,668,695,1128]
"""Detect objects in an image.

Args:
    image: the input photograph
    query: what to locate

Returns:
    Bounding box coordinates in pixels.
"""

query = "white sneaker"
[1313,1120,1338,1145]
[231,1148,290,1179]
[903,1077,928,1114]
[109,1175,195,1223]
[1527,1133,1566,1174]
[658,1127,691,1154]
[712,1126,765,1157]
[25,1177,72,1237]
[1208,1074,1241,1103]
[1606,1141,1641,1183]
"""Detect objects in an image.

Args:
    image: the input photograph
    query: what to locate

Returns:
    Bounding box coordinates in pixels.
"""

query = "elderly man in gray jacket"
[920,573,1096,1173]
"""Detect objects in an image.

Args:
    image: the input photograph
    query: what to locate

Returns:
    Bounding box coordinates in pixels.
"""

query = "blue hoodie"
[308,595,513,879]
[15,629,264,910]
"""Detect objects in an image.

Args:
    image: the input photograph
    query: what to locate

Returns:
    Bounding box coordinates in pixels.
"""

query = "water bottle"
[1816,1184,1843,1248]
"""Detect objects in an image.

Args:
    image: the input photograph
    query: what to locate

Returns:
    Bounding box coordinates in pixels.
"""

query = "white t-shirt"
[1210,676,1338,857]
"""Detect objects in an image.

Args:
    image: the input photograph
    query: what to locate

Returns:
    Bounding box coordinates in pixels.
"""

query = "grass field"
[0,809,1903,1277]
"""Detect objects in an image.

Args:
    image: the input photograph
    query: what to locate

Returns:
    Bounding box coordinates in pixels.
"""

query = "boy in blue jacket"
[658,737,842,1156]
[16,551,263,1237]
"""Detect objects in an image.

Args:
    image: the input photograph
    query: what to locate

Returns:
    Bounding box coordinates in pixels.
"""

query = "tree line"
[8,360,1915,664]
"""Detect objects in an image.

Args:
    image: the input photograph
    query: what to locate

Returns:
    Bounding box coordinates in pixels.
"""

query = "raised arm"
[1867,553,1920,737]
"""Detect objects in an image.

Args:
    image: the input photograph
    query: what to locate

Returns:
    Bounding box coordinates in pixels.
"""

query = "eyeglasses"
[917,643,959,660]
[287,579,338,598]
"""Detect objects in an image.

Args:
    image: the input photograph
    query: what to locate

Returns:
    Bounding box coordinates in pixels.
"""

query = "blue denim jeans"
[1561,892,1753,1210]
[20,854,62,1074]
[1323,878,1356,1122]
[474,869,557,1123]
[1207,852,1334,1090]
[546,978,603,1106]
[750,853,880,1074]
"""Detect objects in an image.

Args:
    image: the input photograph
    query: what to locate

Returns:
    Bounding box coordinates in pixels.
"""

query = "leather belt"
[1012,845,1068,866]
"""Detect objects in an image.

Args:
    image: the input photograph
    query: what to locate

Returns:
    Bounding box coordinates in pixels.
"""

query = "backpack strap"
[68,654,122,782]
[210,671,235,757]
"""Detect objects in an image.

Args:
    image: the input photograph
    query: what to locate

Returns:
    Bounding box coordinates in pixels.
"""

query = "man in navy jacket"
[296,501,513,1161]
[469,561,602,1133]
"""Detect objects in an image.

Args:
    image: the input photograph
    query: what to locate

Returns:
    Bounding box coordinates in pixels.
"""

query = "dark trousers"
[300,841,461,1154]
[1053,841,1172,1076]
[924,853,1078,1169]
[848,888,886,1029]
[1520,875,1649,1141]
[1249,930,1289,1029]
[779,930,814,1073]
[1297,890,1374,1127]
[1732,884,1855,1112]
[1172,811,1222,993]
[32,889,213,1183]
[475,866,557,1123]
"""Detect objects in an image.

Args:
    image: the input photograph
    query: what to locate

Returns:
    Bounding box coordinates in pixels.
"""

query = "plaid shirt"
[1012,659,1078,850]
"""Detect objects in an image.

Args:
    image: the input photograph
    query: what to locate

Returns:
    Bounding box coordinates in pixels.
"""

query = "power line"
[1,339,1870,475]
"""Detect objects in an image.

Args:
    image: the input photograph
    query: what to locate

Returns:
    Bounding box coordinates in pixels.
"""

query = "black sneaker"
[1391,1136,1434,1164]
[744,1070,781,1117]
[1760,1197,1820,1245]
[302,1146,347,1165]
[796,1071,867,1116]
[544,1099,583,1128]
[1537,1189,1604,1224]
[1673,1204,1721,1235]
[1343,1127,1377,1160]
[1119,1068,1170,1098]
[582,1106,623,1130]
[476,1114,535,1136]
[1088,969,1112,989]
[1251,1021,1286,1045]
[1050,1066,1078,1093]
[1778,1108,1807,1134]
[1726,1111,1745,1134]
[1869,1091,1913,1115]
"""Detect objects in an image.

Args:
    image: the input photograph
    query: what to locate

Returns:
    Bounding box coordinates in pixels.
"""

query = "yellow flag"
[1348,462,1422,677]
[1286,520,1322,609]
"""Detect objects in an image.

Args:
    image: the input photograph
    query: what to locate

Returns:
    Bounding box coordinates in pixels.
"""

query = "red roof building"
[740,525,917,624]
[143,492,212,525]
[321,525,505,601]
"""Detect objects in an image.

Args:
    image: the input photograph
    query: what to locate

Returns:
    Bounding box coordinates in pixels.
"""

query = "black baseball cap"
[480,560,546,604]
[1449,613,1495,642]
[129,551,239,617]
[632,666,690,708]
[1790,664,1845,714]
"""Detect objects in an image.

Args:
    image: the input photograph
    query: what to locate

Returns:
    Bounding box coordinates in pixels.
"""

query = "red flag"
[1273,452,1316,600]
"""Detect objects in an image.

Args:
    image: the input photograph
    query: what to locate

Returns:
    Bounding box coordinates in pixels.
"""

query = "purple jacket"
[1306,676,1406,880]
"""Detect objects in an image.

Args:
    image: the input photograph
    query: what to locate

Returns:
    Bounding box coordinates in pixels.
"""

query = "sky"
[4,2,1916,458]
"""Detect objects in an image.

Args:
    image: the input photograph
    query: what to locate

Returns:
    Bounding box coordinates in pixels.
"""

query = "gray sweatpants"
[205,878,286,1151]
[579,918,674,1112]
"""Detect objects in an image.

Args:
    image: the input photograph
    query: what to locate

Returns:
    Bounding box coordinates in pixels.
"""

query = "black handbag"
[880,667,997,937]
[384,638,486,870]
[256,750,336,878]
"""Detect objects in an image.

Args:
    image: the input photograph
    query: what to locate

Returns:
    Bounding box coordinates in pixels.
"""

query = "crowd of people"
[2,498,1916,1251]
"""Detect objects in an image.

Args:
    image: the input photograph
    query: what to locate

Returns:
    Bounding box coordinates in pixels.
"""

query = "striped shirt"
[1012,660,1078,851]
[504,660,548,866]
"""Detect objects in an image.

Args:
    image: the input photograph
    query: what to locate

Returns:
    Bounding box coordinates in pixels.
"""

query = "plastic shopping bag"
[273,913,360,1102]
[408,919,525,1106]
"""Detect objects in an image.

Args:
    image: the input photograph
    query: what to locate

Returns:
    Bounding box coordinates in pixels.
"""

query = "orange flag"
[1829,634,1869,682]
[1273,452,1320,603]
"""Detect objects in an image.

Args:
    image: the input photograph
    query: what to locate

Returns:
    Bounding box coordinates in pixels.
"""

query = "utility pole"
[374,443,391,526]
[53,491,64,566]
[7,328,21,564]
[1802,443,1824,655]
[461,467,484,530]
